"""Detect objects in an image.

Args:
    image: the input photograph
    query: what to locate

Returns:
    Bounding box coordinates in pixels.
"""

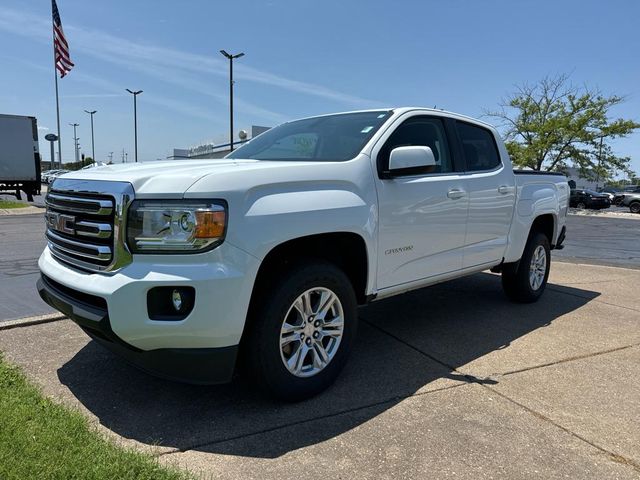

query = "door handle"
[447,188,466,200]
[498,185,515,195]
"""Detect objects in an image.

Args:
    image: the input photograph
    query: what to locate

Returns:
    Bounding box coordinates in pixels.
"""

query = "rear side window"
[456,121,501,172]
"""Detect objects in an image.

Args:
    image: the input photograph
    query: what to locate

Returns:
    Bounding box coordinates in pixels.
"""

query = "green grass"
[0,354,192,480]
[0,200,29,209]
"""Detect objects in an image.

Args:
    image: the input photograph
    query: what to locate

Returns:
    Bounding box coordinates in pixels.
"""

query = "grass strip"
[0,200,29,209]
[0,354,192,480]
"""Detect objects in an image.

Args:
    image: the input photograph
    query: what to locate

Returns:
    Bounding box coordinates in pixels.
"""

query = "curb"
[0,206,45,216]
[568,212,639,221]
[0,313,67,331]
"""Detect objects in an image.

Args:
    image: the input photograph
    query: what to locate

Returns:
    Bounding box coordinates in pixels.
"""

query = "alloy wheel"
[529,245,547,291]
[279,287,344,378]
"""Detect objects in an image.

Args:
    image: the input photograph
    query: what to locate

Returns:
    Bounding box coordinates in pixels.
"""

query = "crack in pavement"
[157,381,472,458]
[164,312,638,470]
[547,285,640,314]
[360,320,640,474]
[499,343,640,377]
[481,385,640,473]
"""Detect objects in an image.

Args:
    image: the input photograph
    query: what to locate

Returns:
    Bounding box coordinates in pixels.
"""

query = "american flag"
[52,0,74,77]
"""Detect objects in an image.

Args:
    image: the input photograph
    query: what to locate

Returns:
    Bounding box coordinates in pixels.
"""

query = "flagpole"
[52,5,62,169]
[53,69,62,170]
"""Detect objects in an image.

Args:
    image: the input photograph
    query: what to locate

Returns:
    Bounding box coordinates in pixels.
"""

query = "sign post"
[45,133,59,169]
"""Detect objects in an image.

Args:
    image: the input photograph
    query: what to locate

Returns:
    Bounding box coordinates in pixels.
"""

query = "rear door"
[454,121,516,268]
[373,114,469,289]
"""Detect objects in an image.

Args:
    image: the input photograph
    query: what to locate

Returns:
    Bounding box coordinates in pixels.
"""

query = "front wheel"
[502,232,551,303]
[576,202,587,209]
[245,261,357,401]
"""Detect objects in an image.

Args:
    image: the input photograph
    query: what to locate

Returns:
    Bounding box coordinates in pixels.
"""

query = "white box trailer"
[0,113,41,200]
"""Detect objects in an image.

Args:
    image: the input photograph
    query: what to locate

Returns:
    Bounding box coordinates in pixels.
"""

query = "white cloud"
[63,93,124,99]
[0,6,381,121]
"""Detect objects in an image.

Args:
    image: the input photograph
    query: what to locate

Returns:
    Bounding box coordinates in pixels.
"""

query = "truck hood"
[56,159,285,196]
[55,158,356,197]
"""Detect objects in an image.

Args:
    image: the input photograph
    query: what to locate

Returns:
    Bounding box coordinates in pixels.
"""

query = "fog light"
[172,289,183,311]
[147,286,195,321]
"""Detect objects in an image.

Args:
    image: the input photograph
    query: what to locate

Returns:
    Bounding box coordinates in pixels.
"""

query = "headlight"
[127,200,227,253]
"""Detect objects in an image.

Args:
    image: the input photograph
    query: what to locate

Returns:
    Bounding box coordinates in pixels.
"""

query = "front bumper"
[37,274,238,384]
[37,241,261,384]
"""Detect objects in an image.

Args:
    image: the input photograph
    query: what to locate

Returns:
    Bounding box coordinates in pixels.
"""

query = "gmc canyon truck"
[38,108,568,400]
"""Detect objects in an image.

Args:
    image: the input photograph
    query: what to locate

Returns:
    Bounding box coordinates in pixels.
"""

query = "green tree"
[486,74,639,181]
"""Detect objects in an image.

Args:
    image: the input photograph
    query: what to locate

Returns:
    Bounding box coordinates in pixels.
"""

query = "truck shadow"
[57,272,600,459]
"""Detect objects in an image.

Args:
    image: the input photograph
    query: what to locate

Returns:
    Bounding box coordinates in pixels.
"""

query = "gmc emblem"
[46,212,76,235]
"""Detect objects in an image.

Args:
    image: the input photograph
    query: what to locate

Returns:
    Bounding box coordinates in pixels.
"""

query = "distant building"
[169,125,271,160]
[563,167,600,190]
[167,149,189,160]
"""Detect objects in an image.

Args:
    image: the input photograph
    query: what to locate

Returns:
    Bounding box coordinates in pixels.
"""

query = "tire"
[502,232,551,303]
[245,260,358,401]
[576,202,586,209]
[630,202,640,214]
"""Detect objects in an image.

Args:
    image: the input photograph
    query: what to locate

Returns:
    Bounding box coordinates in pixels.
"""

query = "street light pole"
[69,123,79,164]
[126,89,143,162]
[595,136,604,190]
[84,110,97,161]
[219,50,245,152]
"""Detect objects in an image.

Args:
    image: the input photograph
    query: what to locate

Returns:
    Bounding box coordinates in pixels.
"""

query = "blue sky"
[1,0,638,173]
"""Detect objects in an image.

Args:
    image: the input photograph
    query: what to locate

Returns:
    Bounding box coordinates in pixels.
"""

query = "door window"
[378,117,452,175]
[456,121,501,172]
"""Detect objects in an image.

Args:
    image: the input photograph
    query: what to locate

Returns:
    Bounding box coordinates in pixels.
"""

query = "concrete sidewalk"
[0,262,638,479]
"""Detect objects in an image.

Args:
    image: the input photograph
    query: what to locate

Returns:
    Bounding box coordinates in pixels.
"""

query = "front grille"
[45,179,134,272]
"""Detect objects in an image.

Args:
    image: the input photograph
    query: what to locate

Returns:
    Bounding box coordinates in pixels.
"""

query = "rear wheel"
[502,232,551,303]
[245,261,357,401]
[576,201,586,209]
[630,202,640,214]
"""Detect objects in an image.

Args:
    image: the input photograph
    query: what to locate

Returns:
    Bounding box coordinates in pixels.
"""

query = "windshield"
[227,111,392,162]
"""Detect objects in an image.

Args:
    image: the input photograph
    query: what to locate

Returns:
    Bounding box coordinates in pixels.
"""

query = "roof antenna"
[433,104,437,109]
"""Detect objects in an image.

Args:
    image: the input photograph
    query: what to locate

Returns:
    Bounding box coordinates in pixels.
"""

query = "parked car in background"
[43,169,69,184]
[618,192,640,213]
[569,189,611,209]
[613,187,640,206]
[597,186,619,202]
[41,170,62,184]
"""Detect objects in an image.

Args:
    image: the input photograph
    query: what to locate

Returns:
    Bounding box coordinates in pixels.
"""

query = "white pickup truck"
[38,108,568,400]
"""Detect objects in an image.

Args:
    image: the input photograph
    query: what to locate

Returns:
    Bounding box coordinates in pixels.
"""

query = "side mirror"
[387,146,436,176]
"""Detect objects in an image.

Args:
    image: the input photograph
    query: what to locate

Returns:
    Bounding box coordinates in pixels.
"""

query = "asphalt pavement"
[0,213,53,321]
[553,214,640,269]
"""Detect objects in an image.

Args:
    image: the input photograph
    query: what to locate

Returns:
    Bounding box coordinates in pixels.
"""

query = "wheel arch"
[530,213,556,246]
[250,232,370,306]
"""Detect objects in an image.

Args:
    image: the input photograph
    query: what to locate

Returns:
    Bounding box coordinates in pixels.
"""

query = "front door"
[373,114,468,290]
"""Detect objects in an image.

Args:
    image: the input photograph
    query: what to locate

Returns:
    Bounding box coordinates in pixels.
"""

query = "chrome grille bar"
[46,230,112,261]
[46,192,113,215]
[75,221,113,239]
